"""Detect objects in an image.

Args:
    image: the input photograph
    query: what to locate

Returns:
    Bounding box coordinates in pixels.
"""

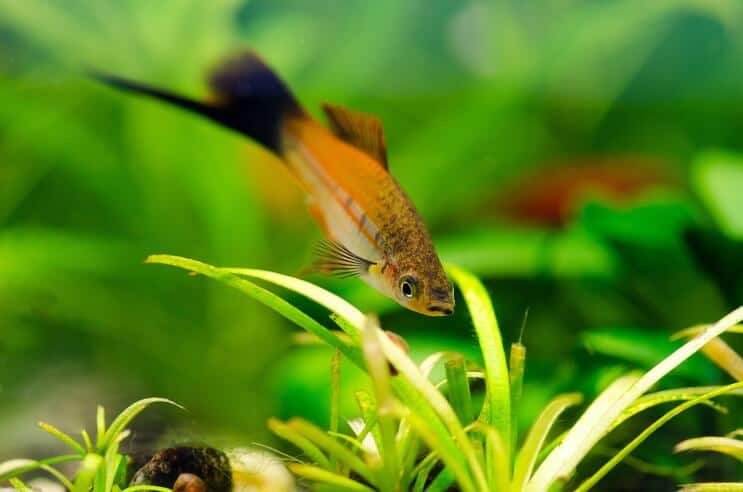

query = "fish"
[92,51,454,316]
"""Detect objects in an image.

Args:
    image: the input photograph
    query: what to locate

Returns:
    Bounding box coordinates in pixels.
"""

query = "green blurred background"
[1,0,742,488]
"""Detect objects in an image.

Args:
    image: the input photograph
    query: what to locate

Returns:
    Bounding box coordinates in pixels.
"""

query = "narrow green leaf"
[378,331,485,492]
[678,483,743,491]
[73,454,103,492]
[268,418,330,469]
[426,467,456,492]
[445,356,473,424]
[9,477,31,492]
[403,410,476,492]
[609,386,737,434]
[96,405,106,449]
[288,464,375,492]
[511,393,582,492]
[330,348,342,439]
[354,390,381,455]
[411,452,439,492]
[574,381,743,492]
[675,436,743,463]
[148,256,364,367]
[478,424,510,492]
[361,318,398,492]
[700,338,743,381]
[99,398,180,452]
[224,266,365,344]
[38,422,85,456]
[290,418,375,486]
[509,342,526,455]
[530,306,743,490]
[0,456,80,484]
[81,430,93,452]
[448,264,511,453]
[120,486,174,492]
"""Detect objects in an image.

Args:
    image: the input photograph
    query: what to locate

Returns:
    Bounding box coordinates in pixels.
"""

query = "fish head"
[375,258,454,316]
[393,270,454,316]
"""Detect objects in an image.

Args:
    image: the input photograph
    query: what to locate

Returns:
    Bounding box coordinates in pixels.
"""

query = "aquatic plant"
[141,255,742,491]
[0,398,177,492]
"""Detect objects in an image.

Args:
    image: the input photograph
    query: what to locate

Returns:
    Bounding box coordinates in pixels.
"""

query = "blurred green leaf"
[693,150,743,240]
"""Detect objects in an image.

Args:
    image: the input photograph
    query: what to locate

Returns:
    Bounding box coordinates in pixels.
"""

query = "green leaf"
[693,150,743,239]
[445,355,474,424]
[223,267,365,344]
[288,418,375,486]
[678,483,743,491]
[447,264,511,460]
[609,386,736,433]
[530,306,743,490]
[511,393,583,491]
[9,477,32,492]
[38,422,85,456]
[675,436,743,463]
[73,454,103,492]
[98,398,180,452]
[120,486,174,492]
[574,381,743,491]
[268,418,330,469]
[288,463,375,492]
[147,256,364,367]
[0,457,78,489]
[360,318,398,492]
[376,331,485,492]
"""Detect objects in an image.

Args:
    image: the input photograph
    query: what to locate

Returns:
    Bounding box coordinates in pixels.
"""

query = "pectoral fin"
[312,239,374,278]
[322,103,388,168]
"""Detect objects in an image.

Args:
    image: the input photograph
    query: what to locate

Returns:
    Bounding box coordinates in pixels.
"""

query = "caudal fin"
[91,51,303,154]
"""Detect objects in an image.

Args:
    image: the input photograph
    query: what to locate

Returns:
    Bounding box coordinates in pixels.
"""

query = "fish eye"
[399,275,418,299]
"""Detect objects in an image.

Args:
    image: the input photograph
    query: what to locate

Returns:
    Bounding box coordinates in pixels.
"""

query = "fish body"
[93,52,454,316]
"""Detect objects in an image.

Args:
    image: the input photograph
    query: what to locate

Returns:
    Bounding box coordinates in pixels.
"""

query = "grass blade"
[288,464,375,491]
[268,418,330,469]
[224,267,365,343]
[509,341,526,454]
[0,456,80,483]
[377,328,486,492]
[574,381,743,492]
[38,422,85,456]
[9,478,31,492]
[527,373,640,491]
[289,418,375,486]
[445,355,473,423]
[530,306,743,490]
[96,405,105,448]
[700,338,743,381]
[678,483,743,491]
[448,264,511,452]
[361,318,399,492]
[675,436,743,462]
[511,393,583,492]
[147,256,364,367]
[608,386,737,434]
[99,398,180,452]
[72,454,102,492]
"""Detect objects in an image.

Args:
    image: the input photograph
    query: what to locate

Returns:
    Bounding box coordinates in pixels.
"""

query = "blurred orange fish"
[94,52,454,316]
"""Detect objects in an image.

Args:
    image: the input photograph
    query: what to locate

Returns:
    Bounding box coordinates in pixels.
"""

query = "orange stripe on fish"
[92,50,454,316]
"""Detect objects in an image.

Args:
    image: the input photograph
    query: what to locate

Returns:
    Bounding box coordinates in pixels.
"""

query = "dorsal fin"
[322,103,388,168]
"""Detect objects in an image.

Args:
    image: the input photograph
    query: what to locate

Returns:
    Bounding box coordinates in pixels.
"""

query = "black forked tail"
[91,51,302,154]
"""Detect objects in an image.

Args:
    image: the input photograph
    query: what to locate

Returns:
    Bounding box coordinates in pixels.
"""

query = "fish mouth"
[427,303,454,316]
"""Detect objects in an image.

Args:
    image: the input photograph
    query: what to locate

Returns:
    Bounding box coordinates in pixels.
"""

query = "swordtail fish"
[94,52,454,316]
